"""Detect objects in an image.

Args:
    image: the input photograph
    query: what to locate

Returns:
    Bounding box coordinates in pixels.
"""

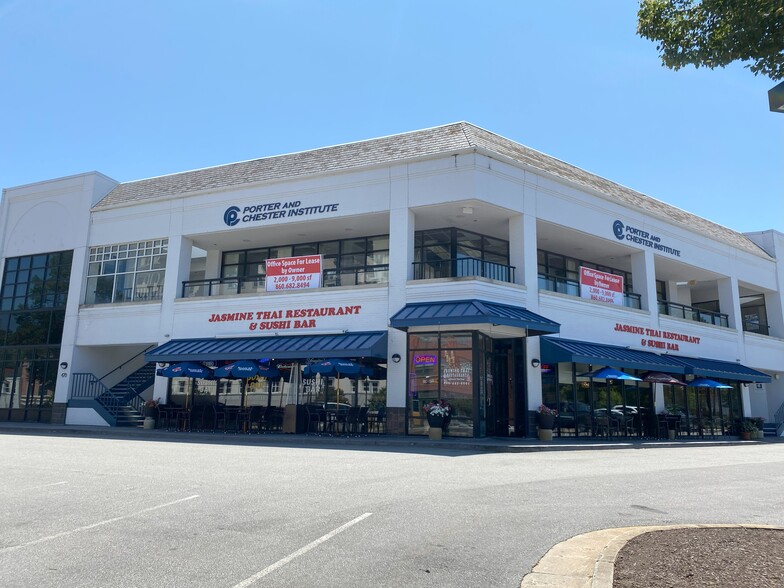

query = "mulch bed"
[613,527,784,588]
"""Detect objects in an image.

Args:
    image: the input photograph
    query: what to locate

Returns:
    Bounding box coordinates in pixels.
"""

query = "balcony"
[742,320,770,336]
[538,273,642,309]
[413,257,515,283]
[181,267,389,298]
[658,301,728,328]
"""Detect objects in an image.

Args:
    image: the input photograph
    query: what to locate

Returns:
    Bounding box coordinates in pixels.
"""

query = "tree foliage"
[637,0,784,80]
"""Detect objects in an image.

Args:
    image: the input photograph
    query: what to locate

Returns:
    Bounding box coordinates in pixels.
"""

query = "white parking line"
[0,494,200,554]
[231,513,373,588]
[27,481,68,490]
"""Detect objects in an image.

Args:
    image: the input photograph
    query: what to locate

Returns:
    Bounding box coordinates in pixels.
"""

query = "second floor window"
[85,239,168,304]
[221,235,390,288]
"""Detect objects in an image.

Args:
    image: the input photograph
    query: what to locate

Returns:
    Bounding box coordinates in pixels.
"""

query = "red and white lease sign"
[265,255,322,291]
[579,266,624,306]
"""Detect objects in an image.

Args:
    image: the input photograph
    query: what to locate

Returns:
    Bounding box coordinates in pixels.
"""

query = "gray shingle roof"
[94,122,769,258]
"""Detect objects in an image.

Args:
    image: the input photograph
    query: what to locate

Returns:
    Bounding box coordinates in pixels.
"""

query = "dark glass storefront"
[405,331,527,438]
[541,361,743,438]
[0,251,73,422]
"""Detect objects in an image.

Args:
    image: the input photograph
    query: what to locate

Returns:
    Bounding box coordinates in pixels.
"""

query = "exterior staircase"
[95,363,157,427]
[762,422,780,438]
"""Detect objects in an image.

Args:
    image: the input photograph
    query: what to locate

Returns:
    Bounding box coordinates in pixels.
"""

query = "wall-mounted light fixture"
[59,361,68,370]
[391,353,401,363]
[530,358,541,368]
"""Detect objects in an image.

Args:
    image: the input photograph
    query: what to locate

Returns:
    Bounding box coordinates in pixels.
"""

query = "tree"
[637,0,784,80]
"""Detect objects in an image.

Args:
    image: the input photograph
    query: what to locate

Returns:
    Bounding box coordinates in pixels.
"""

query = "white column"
[54,245,90,404]
[717,276,741,331]
[508,214,525,288]
[205,249,221,279]
[526,337,543,411]
[154,236,193,404]
[386,165,413,411]
[630,249,658,321]
[522,214,539,312]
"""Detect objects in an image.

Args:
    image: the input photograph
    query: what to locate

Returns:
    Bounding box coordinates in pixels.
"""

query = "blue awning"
[389,299,560,336]
[667,355,771,383]
[145,331,388,362]
[540,337,687,373]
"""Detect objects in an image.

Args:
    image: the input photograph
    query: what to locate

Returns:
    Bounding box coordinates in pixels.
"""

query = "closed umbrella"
[286,363,301,406]
[305,358,362,409]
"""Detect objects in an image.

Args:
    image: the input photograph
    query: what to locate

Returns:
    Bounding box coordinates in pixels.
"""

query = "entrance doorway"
[485,339,524,437]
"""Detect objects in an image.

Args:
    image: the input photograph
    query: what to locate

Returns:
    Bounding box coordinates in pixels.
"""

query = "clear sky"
[1,1,781,234]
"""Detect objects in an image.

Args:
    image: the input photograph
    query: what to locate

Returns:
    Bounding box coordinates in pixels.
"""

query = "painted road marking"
[0,494,200,554]
[231,512,373,588]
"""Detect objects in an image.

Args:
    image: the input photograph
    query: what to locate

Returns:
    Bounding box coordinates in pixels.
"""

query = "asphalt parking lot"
[1,429,783,587]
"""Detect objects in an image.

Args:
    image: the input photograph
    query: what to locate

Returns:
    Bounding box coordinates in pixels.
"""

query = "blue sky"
[1,1,781,233]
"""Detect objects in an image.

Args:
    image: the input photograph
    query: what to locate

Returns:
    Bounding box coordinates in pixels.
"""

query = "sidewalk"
[0,421,778,453]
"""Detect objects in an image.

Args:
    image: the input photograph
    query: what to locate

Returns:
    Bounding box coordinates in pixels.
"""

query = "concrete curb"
[520,524,784,588]
[0,422,776,454]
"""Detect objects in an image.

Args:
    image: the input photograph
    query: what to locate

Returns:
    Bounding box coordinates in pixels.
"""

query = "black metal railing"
[658,301,728,327]
[116,286,164,303]
[181,266,390,298]
[537,274,642,309]
[742,320,770,336]
[412,258,515,283]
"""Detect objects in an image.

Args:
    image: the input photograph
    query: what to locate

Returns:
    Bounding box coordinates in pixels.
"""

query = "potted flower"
[143,398,160,419]
[537,405,557,441]
[537,404,558,430]
[752,417,765,439]
[423,400,452,440]
[740,418,758,441]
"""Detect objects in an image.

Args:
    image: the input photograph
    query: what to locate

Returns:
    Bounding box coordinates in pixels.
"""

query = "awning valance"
[540,337,687,373]
[145,331,388,363]
[389,299,560,336]
[667,355,771,383]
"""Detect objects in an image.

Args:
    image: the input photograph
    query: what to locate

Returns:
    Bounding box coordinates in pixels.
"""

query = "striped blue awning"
[145,331,388,362]
[667,355,771,383]
[389,299,560,335]
[540,337,687,372]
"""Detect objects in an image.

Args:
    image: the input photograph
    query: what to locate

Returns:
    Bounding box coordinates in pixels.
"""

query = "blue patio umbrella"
[577,366,642,381]
[213,360,280,380]
[303,358,362,378]
[687,377,733,389]
[157,362,214,379]
[156,362,214,410]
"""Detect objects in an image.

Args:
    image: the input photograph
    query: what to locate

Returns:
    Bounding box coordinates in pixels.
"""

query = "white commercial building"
[1,122,781,438]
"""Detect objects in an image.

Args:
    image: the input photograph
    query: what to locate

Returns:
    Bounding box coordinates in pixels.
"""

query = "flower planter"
[538,428,553,441]
[740,431,751,441]
[537,413,555,430]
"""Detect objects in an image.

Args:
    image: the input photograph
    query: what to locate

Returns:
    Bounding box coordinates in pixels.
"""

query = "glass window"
[221,235,389,290]
[85,240,167,304]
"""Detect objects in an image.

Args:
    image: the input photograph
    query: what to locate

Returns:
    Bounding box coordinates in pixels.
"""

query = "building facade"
[1,122,781,438]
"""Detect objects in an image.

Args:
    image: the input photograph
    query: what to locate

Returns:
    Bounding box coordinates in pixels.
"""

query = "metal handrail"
[182,266,390,298]
[71,373,110,399]
[537,273,642,309]
[658,300,729,327]
[413,257,515,283]
[98,344,156,382]
[774,400,784,437]
[742,320,770,336]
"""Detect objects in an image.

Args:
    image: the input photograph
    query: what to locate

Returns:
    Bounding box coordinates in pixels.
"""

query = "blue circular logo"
[224,206,240,226]
[613,220,625,240]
